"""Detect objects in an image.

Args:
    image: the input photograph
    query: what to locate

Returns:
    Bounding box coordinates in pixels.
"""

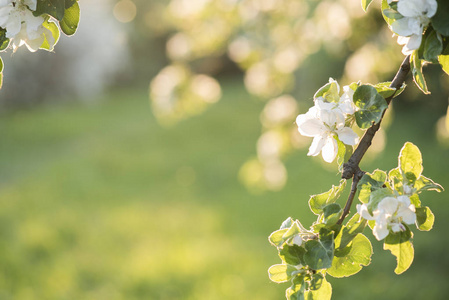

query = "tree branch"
[337,55,411,224]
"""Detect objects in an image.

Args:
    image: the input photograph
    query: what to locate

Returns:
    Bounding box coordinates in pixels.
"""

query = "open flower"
[390,0,438,54]
[296,105,358,163]
[357,195,416,241]
[0,0,53,52]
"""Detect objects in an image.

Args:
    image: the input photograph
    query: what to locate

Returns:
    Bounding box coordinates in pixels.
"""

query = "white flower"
[296,104,358,163]
[357,195,416,241]
[0,0,53,52]
[391,0,438,54]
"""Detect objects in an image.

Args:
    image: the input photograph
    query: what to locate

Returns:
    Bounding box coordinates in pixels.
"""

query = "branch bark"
[337,55,411,224]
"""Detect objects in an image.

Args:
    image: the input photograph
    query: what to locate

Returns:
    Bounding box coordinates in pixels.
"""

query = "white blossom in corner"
[0,0,54,52]
[357,195,416,241]
[296,105,359,163]
[390,0,438,54]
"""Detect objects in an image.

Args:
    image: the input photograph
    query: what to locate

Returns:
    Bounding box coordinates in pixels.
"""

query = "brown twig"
[337,55,411,225]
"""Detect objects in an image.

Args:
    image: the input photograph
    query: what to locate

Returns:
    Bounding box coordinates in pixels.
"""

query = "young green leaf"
[423,30,443,63]
[60,2,80,36]
[309,180,346,215]
[353,85,388,129]
[269,228,289,247]
[286,276,305,300]
[374,81,406,99]
[383,228,414,274]
[268,264,299,283]
[361,0,373,12]
[411,51,430,94]
[415,206,435,231]
[381,0,401,26]
[334,213,367,250]
[358,169,387,203]
[304,229,334,270]
[327,233,373,278]
[34,0,66,20]
[323,203,343,227]
[41,19,60,51]
[438,42,449,76]
[414,175,444,193]
[432,0,449,36]
[304,276,332,300]
[280,245,306,266]
[399,142,423,184]
[314,79,340,103]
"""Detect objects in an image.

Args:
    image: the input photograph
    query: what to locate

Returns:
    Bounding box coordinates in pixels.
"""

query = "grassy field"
[0,79,448,299]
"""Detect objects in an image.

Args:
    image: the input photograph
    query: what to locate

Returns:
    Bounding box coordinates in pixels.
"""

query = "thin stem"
[338,55,411,224]
[337,168,365,225]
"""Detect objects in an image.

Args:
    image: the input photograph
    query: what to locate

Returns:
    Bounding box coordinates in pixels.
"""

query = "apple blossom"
[357,195,416,240]
[296,101,358,163]
[390,0,438,54]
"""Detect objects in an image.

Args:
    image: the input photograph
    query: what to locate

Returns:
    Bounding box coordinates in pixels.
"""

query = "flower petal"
[378,197,399,214]
[321,136,338,163]
[391,18,415,37]
[307,135,326,156]
[337,127,359,145]
[403,34,422,53]
[373,224,389,241]
[296,111,324,137]
[357,204,375,220]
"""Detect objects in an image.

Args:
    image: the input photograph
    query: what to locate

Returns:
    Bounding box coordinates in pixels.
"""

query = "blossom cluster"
[389,0,438,54]
[357,195,416,240]
[296,79,359,163]
[0,0,55,52]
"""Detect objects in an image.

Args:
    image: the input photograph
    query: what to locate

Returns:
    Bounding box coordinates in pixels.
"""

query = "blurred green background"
[1,0,449,299]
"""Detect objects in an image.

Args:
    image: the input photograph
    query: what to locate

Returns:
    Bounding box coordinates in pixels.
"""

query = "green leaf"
[423,30,443,63]
[323,203,343,227]
[411,50,430,94]
[309,180,346,215]
[268,264,299,283]
[432,0,449,36]
[357,170,387,204]
[60,2,80,36]
[280,244,306,266]
[388,167,403,192]
[65,0,77,9]
[353,85,388,129]
[361,0,373,12]
[367,188,394,214]
[286,276,305,300]
[304,277,332,300]
[0,28,10,52]
[269,228,289,247]
[414,175,444,193]
[314,79,340,103]
[334,213,367,250]
[439,43,449,76]
[336,137,352,171]
[34,0,66,20]
[409,194,421,207]
[416,206,435,231]
[327,233,373,278]
[40,19,60,51]
[280,217,294,229]
[374,81,406,99]
[383,228,414,274]
[381,0,401,26]
[399,142,423,184]
[304,229,334,270]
